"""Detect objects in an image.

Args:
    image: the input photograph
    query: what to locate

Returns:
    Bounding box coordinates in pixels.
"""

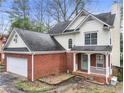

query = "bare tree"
[46,0,91,22]
[0,15,10,33]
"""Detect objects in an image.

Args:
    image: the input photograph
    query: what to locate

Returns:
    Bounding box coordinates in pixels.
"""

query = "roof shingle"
[14,28,65,51]
[49,11,115,35]
[71,45,112,51]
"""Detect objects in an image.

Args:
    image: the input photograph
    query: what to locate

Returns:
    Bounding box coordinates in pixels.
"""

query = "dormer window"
[68,39,72,49]
[13,34,18,43]
[103,25,110,31]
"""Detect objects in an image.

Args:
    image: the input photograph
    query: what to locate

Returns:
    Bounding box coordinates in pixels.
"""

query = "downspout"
[31,54,34,81]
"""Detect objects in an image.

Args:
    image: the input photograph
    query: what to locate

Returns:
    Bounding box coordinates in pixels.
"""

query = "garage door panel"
[7,57,28,77]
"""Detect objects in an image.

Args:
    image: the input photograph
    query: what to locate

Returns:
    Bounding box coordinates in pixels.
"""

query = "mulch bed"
[39,73,75,85]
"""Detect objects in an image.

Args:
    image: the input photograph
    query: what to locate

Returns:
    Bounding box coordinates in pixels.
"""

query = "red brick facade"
[5,53,67,81]
[5,52,111,84]
[33,53,67,80]
[66,53,73,72]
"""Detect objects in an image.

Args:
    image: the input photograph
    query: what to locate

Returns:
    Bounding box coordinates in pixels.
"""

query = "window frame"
[96,54,105,68]
[84,32,97,45]
[13,34,18,43]
[68,38,73,49]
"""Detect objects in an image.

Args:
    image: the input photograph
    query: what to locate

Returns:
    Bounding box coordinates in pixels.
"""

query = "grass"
[15,80,53,93]
[0,65,5,72]
[64,82,123,93]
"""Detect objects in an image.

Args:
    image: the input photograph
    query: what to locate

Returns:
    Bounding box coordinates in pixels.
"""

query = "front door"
[81,54,88,71]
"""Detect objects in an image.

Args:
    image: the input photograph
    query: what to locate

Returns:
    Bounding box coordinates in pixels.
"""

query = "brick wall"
[33,53,67,80]
[66,53,73,72]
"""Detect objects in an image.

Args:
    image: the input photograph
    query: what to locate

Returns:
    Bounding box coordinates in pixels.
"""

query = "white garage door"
[7,57,28,77]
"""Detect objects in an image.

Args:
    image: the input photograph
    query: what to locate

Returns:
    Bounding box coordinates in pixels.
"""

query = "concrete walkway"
[0,72,26,93]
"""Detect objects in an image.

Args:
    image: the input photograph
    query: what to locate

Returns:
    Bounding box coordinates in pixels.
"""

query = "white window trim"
[96,54,105,69]
[68,39,73,49]
[84,32,97,45]
[13,34,18,43]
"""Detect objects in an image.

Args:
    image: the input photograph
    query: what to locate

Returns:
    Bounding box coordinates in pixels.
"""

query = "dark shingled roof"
[49,21,71,34]
[95,12,115,26]
[4,48,28,51]
[8,29,65,51]
[49,12,115,35]
[71,45,112,51]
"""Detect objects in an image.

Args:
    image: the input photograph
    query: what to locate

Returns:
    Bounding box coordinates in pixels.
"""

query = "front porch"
[72,52,112,84]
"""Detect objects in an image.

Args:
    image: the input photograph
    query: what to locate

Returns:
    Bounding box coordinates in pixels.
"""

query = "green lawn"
[64,82,123,93]
[0,65,5,72]
[15,80,53,93]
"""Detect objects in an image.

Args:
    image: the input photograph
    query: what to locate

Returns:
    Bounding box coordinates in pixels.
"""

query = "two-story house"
[3,2,121,84]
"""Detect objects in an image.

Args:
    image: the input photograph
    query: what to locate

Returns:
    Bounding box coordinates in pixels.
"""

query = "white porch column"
[106,54,109,84]
[106,54,109,77]
[73,53,77,72]
[110,53,112,75]
[88,53,91,74]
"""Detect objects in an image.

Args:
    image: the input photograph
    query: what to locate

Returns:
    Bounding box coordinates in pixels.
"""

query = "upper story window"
[68,39,72,49]
[85,32,97,45]
[13,34,18,43]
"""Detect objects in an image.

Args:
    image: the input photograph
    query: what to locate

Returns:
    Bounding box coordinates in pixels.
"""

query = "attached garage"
[7,57,28,77]
[3,29,66,81]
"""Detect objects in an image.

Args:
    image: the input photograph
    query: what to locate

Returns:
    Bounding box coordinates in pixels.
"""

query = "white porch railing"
[90,66,107,75]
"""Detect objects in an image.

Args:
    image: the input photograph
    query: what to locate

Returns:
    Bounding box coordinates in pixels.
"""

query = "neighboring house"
[3,2,121,84]
[0,34,8,63]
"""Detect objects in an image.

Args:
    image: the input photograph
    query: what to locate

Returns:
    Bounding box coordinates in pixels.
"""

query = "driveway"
[0,72,26,93]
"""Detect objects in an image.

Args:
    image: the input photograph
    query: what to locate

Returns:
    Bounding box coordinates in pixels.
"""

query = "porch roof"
[71,45,112,52]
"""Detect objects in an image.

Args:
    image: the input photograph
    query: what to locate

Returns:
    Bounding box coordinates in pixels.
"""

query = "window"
[83,55,88,62]
[110,38,111,45]
[68,39,72,49]
[85,33,97,45]
[13,34,18,43]
[96,55,104,68]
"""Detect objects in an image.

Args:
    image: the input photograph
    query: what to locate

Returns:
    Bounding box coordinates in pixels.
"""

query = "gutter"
[3,51,32,54]
[50,31,80,36]
[32,51,66,54]
[69,50,111,54]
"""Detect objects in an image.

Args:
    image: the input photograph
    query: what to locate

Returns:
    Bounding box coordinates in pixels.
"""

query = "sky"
[0,0,123,34]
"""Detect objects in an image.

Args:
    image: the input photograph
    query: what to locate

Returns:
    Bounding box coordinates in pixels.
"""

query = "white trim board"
[63,10,111,34]
[3,28,32,53]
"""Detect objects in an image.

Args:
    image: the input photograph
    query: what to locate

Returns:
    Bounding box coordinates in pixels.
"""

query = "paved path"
[0,72,25,93]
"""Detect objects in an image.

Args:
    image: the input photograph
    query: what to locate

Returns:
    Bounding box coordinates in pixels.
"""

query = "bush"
[117,68,123,82]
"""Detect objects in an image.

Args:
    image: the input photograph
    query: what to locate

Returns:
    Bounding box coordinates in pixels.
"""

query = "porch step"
[72,72,88,79]
[86,80,105,85]
[72,71,106,84]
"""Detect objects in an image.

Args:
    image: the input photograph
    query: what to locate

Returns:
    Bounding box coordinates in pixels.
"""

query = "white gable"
[67,15,86,30]
[7,32,27,48]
